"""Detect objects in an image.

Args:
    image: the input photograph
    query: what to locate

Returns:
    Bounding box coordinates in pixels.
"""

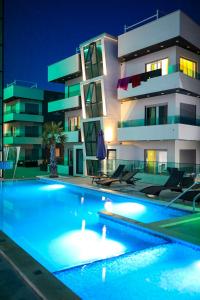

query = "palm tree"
[42,121,66,178]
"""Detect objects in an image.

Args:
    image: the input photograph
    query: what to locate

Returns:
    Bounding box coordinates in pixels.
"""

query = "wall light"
[104,127,113,143]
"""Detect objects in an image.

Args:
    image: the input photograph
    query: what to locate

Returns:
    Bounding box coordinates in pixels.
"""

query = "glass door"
[76,149,83,175]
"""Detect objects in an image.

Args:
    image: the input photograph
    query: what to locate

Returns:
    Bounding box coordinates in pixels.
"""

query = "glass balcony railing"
[105,159,200,177]
[4,133,40,138]
[4,111,42,116]
[118,116,200,128]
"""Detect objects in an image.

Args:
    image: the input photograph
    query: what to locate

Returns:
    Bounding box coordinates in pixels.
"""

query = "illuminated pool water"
[56,243,200,300]
[0,179,170,272]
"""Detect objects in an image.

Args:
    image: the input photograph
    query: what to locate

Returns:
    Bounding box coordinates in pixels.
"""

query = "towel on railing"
[117,69,162,90]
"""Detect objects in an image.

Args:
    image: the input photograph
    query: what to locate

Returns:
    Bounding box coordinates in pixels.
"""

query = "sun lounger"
[140,170,184,196]
[96,171,139,186]
[91,164,125,184]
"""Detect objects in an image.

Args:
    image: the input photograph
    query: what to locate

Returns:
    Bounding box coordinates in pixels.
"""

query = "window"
[146,58,169,75]
[25,103,39,115]
[107,149,116,159]
[158,105,168,124]
[84,40,103,80]
[145,106,156,125]
[83,121,101,156]
[180,57,197,78]
[68,116,80,131]
[145,105,168,125]
[65,84,80,98]
[180,103,196,125]
[84,81,103,118]
[25,126,39,137]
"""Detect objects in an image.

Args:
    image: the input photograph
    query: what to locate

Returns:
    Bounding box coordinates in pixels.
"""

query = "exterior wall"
[110,141,176,162]
[120,93,200,122]
[118,10,200,58]
[121,47,177,78]
[175,140,200,164]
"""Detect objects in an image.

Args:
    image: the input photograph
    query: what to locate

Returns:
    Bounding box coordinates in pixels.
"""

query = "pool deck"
[1,175,200,299]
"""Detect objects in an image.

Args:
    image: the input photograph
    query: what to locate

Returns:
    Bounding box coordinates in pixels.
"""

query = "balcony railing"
[4,111,42,116]
[4,133,40,138]
[117,64,200,91]
[118,116,200,128]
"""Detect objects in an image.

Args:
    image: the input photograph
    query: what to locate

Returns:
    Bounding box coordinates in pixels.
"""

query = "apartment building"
[0,0,3,173]
[47,10,200,176]
[3,83,64,165]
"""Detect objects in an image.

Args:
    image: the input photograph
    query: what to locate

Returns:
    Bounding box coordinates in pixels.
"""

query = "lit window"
[180,57,196,78]
[146,58,169,75]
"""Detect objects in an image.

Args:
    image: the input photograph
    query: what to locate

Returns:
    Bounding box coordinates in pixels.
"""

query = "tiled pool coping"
[0,231,80,300]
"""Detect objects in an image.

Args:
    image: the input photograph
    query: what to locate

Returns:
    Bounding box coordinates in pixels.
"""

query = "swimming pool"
[56,243,200,300]
[0,179,197,299]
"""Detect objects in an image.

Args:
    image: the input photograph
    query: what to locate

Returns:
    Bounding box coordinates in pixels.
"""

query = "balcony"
[48,96,81,113]
[118,10,200,60]
[4,136,42,145]
[4,113,44,123]
[48,54,81,83]
[65,130,81,143]
[117,66,200,100]
[118,116,200,141]
[4,85,44,102]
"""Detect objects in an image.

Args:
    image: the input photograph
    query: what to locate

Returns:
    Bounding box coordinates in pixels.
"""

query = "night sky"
[4,0,200,92]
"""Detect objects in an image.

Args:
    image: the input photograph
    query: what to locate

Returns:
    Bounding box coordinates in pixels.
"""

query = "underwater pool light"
[40,184,66,191]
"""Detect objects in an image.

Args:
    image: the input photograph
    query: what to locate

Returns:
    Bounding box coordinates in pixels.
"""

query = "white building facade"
[48,10,200,176]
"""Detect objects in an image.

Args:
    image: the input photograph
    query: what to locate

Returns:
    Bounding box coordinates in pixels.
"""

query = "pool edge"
[0,231,80,300]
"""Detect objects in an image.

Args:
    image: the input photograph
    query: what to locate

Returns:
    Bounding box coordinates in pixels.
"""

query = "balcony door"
[145,150,167,174]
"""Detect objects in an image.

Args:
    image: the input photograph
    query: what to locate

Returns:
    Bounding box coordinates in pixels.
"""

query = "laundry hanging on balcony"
[117,69,162,90]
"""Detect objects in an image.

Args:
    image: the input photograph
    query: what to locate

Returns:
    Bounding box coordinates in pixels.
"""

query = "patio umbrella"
[96,130,106,174]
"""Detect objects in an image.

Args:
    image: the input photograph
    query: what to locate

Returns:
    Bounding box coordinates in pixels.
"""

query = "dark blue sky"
[4,0,200,92]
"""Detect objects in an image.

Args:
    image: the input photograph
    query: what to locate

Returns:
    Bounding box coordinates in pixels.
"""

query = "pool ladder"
[166,176,200,212]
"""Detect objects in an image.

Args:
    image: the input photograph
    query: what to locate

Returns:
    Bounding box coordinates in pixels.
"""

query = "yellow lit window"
[146,58,169,75]
[180,57,196,78]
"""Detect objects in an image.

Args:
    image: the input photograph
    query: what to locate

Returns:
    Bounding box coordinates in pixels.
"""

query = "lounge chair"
[91,164,125,184]
[95,171,139,186]
[167,182,200,212]
[140,170,184,196]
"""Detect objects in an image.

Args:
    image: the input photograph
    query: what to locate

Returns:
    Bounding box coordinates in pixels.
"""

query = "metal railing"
[7,80,37,88]
[124,10,162,32]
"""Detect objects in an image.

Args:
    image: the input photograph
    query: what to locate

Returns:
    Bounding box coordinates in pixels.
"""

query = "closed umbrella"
[96,130,106,175]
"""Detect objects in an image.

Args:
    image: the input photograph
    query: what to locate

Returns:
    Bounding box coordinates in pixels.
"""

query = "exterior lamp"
[104,127,113,143]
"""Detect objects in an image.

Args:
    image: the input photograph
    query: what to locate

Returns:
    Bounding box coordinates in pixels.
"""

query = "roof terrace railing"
[124,10,166,33]
[7,80,37,89]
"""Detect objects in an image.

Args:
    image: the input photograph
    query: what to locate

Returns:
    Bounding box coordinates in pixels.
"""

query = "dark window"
[25,103,39,115]
[158,105,168,124]
[180,103,196,125]
[145,106,156,125]
[84,82,103,118]
[25,148,39,160]
[84,40,103,80]
[86,159,99,176]
[145,105,168,125]
[83,121,101,156]
[25,126,39,137]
